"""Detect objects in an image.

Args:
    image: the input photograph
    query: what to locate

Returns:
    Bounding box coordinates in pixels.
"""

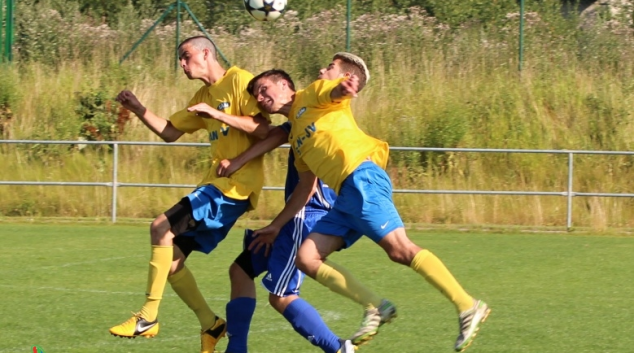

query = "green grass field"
[1,223,633,353]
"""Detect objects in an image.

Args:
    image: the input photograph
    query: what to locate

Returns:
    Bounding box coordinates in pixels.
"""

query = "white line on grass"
[0,334,198,353]
[0,323,300,352]
[0,284,226,301]
[41,255,145,269]
[0,255,145,273]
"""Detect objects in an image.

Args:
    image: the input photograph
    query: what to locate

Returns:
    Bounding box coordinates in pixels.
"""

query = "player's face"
[318,59,346,80]
[252,77,287,113]
[178,43,206,79]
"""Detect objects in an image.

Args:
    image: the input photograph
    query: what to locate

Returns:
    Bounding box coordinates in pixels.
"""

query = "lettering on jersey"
[293,122,317,156]
[304,122,316,138]
[209,127,231,141]
[217,102,230,111]
[296,107,306,119]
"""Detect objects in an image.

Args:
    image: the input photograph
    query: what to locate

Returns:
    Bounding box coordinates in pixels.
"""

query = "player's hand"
[216,158,242,177]
[187,103,220,119]
[116,90,146,116]
[340,74,360,97]
[248,224,281,257]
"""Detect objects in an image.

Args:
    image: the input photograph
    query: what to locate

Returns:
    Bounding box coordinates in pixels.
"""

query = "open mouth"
[259,99,274,111]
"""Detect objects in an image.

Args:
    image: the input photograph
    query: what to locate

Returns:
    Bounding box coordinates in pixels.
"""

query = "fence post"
[346,0,351,52]
[3,0,15,62]
[175,0,181,71]
[566,152,574,231]
[518,0,524,71]
[1,0,4,60]
[111,143,119,223]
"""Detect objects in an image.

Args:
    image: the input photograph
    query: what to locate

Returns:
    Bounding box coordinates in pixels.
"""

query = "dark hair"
[247,69,296,96]
[178,36,218,61]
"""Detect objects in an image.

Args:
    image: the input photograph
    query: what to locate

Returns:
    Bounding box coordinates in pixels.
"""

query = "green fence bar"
[176,0,181,71]
[346,0,351,52]
[119,2,177,64]
[120,1,230,69]
[518,0,525,71]
[181,2,230,66]
[1,0,4,61]
[4,0,15,62]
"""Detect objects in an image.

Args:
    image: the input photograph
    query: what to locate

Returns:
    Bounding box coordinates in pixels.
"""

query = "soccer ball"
[244,0,287,22]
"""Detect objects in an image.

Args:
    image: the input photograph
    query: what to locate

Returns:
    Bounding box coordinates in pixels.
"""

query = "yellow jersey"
[288,78,389,194]
[169,66,269,210]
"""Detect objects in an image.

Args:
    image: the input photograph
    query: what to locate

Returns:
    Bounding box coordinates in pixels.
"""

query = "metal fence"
[2,139,634,230]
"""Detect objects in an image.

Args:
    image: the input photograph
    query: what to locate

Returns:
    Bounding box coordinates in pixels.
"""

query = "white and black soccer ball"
[244,0,287,22]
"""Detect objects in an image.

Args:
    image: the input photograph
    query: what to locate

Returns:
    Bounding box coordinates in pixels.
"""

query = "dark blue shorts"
[245,208,327,297]
[178,184,249,254]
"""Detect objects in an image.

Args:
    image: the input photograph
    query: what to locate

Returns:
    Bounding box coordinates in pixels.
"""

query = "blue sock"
[225,297,256,353]
[283,298,341,353]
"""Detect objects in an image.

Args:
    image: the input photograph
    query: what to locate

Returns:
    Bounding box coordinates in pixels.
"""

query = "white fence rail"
[2,139,634,230]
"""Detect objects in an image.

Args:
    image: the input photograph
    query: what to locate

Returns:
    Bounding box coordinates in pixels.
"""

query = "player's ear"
[343,72,352,78]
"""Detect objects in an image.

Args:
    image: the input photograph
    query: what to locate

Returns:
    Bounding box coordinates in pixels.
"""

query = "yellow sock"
[139,245,172,321]
[316,260,382,310]
[410,249,474,312]
[169,266,216,330]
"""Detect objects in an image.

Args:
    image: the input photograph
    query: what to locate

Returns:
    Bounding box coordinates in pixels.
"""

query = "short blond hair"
[333,52,370,90]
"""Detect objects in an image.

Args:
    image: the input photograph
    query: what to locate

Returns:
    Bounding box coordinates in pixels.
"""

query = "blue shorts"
[311,161,404,247]
[245,208,327,297]
[179,185,250,254]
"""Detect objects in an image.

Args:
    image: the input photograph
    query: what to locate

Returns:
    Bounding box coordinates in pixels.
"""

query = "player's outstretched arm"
[249,170,318,255]
[187,103,270,139]
[116,90,184,142]
[217,126,289,177]
[330,74,360,100]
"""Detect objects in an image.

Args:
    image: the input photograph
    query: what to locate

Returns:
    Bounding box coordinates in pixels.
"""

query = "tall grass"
[3,6,634,228]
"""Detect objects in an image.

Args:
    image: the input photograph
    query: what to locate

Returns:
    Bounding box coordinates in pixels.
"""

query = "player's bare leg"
[109,214,175,338]
[378,228,490,352]
[296,233,396,346]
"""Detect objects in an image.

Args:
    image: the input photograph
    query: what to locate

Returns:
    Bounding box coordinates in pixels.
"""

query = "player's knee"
[268,293,282,308]
[295,244,316,269]
[150,216,171,244]
[294,254,309,273]
[268,293,294,314]
[228,261,249,281]
[386,247,418,265]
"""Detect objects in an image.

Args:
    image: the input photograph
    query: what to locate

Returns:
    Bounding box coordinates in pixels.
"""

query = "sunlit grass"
[1,223,633,352]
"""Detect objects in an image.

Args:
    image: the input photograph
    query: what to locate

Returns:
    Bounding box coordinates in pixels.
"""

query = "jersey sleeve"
[169,89,206,133]
[234,70,271,122]
[312,79,335,106]
[304,78,352,108]
[311,78,350,108]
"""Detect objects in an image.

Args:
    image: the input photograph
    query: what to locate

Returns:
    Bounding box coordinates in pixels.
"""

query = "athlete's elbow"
[161,135,179,143]
[251,126,270,140]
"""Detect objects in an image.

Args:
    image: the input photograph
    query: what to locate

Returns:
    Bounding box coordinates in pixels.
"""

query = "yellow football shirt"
[169,66,269,210]
[288,78,389,194]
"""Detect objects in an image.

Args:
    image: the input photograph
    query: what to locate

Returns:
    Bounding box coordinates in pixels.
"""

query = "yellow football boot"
[109,312,159,338]
[201,316,227,353]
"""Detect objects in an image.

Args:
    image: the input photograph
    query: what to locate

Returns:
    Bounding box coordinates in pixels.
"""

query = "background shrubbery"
[2,0,634,228]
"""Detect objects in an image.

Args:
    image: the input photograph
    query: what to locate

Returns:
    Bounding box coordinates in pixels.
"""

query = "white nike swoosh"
[136,320,157,333]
